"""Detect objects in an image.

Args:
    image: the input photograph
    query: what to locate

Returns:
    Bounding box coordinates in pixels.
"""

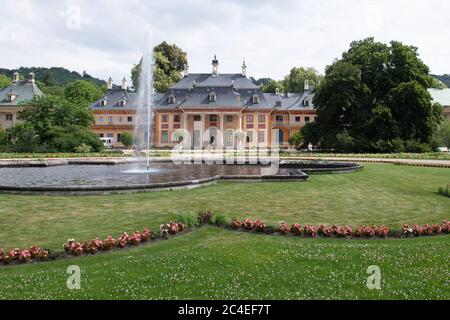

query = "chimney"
[241,58,247,77]
[121,77,127,90]
[212,55,219,76]
[107,77,113,90]
[304,79,310,91]
[183,64,189,77]
[28,72,35,83]
[12,72,20,83]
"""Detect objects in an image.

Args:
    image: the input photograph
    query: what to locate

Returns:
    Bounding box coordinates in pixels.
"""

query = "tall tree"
[64,80,103,104]
[283,67,323,92]
[131,41,188,92]
[0,74,11,89]
[303,38,442,152]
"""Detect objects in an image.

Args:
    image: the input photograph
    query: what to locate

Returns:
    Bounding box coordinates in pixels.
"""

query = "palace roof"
[0,80,43,106]
[429,88,450,107]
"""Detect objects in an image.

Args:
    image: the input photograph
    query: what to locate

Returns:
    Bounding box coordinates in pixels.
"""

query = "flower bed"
[0,246,49,265]
[226,217,449,239]
[1,220,187,265]
[1,211,449,267]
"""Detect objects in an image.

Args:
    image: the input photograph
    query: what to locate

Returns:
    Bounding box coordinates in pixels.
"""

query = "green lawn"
[0,163,449,300]
[0,227,448,300]
[0,163,448,250]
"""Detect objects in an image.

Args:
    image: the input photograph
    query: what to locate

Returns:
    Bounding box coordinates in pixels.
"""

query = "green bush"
[74,143,93,153]
[175,214,197,229]
[212,214,228,227]
[438,185,449,197]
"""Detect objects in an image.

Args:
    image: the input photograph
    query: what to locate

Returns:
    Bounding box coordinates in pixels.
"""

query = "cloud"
[1,0,449,83]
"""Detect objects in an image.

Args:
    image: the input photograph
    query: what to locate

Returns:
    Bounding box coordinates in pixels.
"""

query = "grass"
[0,163,448,300]
[0,227,448,300]
[0,163,448,250]
[280,151,450,160]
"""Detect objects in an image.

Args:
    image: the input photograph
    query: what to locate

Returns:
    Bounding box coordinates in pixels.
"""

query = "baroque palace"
[90,57,317,148]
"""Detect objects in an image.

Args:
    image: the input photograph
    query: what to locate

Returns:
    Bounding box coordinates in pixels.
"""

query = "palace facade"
[91,57,316,148]
[0,72,43,130]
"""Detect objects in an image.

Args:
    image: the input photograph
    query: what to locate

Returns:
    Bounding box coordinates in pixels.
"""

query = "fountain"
[126,32,158,174]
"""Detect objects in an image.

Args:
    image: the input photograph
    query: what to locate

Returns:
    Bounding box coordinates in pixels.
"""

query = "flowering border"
[1,211,449,266]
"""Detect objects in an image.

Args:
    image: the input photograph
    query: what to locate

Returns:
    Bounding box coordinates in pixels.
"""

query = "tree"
[119,132,134,148]
[64,80,103,104]
[433,120,450,149]
[307,38,442,152]
[288,131,303,149]
[262,79,284,93]
[0,74,11,89]
[16,96,99,152]
[283,67,323,92]
[131,41,188,92]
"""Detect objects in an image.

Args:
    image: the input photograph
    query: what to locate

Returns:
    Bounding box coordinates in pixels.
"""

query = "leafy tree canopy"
[302,38,443,153]
[283,67,323,92]
[131,41,188,92]
[64,80,104,104]
[0,74,11,89]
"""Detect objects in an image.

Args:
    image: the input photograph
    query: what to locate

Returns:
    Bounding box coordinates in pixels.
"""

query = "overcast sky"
[2,0,449,83]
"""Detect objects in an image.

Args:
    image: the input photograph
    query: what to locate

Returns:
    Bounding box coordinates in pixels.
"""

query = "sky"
[1,0,449,83]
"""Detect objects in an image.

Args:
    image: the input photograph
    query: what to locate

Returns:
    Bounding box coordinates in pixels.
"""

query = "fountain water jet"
[126,32,159,174]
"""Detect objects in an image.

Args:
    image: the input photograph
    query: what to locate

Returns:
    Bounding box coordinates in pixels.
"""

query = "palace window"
[304,99,310,107]
[295,116,301,122]
[247,131,253,143]
[258,131,265,143]
[226,130,234,147]
[276,115,283,123]
[100,99,107,106]
[259,115,265,123]
[98,116,104,123]
[118,116,123,123]
[209,114,218,122]
[107,133,114,138]
[209,92,217,103]
[127,116,133,123]
[226,115,233,122]
[246,115,254,123]
[161,131,169,143]
[168,94,176,104]
[119,99,127,107]
[174,115,180,123]
[275,100,282,107]
[194,115,201,121]
[252,94,260,104]
[5,114,13,121]
[305,116,310,123]
[108,116,114,124]
[162,115,169,123]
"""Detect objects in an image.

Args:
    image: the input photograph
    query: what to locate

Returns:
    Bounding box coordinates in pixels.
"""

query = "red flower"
[304,225,316,237]
[290,224,303,236]
[278,221,291,235]
[18,249,31,263]
[231,218,242,229]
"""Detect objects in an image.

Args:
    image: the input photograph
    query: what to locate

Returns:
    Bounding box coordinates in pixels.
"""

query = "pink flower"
[18,249,31,262]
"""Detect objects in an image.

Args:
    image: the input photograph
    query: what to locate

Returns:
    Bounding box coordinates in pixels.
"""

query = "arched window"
[209,91,217,103]
[119,99,127,107]
[100,99,107,107]
[168,94,176,104]
[252,94,260,104]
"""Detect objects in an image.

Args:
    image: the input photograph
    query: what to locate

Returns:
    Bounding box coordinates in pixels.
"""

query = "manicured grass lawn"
[0,163,448,250]
[0,227,448,300]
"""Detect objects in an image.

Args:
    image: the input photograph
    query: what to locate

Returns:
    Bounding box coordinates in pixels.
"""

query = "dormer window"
[252,94,260,104]
[168,94,176,104]
[7,93,17,102]
[275,100,282,107]
[304,99,310,107]
[119,99,127,107]
[100,99,107,106]
[209,91,217,103]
